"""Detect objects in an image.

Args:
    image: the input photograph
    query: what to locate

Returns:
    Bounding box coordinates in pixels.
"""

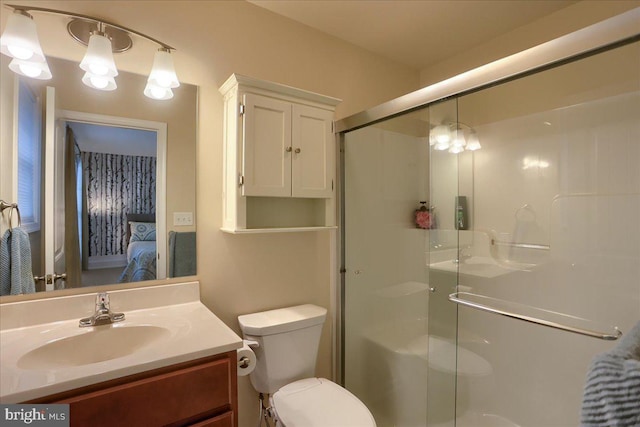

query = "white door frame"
[58,109,168,282]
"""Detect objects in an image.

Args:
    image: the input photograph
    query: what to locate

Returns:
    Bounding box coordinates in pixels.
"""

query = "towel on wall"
[0,228,36,296]
[168,231,196,278]
[0,230,10,295]
[581,321,640,427]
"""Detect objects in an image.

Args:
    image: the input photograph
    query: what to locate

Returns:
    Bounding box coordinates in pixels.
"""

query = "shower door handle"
[449,292,622,341]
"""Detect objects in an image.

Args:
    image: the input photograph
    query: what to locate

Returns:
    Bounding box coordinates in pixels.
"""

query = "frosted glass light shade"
[448,145,464,154]
[9,58,51,79]
[79,33,118,77]
[434,141,450,151]
[147,49,179,89]
[82,72,117,91]
[466,131,481,151]
[431,125,451,144]
[0,11,46,62]
[144,81,174,100]
[452,129,466,147]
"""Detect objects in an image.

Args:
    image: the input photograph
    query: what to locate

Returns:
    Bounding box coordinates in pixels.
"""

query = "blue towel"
[0,230,10,295]
[0,228,36,296]
[168,231,196,278]
[581,321,640,426]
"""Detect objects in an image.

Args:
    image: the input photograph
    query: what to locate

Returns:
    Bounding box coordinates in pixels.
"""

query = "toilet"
[238,304,376,427]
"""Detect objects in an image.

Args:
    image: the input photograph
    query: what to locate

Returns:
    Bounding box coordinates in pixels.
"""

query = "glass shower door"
[342,109,434,427]
[450,40,640,426]
[342,100,463,427]
[342,37,638,427]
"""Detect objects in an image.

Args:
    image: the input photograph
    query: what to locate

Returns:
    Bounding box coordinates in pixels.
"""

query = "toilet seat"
[271,377,376,427]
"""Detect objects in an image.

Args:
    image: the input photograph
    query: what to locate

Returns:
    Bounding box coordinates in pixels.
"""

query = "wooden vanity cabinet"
[27,351,237,427]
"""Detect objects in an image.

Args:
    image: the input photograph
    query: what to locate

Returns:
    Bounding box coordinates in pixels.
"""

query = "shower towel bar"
[448,292,622,341]
[491,239,549,251]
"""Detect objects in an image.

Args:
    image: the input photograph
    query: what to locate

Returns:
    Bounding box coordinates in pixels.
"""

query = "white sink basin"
[17,325,171,369]
[0,281,243,403]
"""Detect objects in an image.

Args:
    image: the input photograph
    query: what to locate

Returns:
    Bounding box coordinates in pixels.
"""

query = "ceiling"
[68,122,157,157]
[248,0,578,70]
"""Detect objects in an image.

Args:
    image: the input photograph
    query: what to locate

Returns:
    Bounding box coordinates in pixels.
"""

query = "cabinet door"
[291,104,334,198]
[242,93,292,197]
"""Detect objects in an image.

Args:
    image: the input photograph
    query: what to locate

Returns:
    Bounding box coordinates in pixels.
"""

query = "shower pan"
[338,10,639,427]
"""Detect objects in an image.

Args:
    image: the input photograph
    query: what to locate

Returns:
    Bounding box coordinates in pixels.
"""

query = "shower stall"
[338,10,639,427]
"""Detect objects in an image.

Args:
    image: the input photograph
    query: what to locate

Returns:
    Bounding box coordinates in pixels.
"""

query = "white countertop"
[0,282,242,403]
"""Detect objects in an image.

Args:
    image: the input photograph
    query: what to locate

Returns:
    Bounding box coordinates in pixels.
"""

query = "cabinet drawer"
[57,357,232,427]
[189,411,233,427]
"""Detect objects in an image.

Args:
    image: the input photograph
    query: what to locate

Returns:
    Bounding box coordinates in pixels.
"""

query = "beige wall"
[0,1,419,425]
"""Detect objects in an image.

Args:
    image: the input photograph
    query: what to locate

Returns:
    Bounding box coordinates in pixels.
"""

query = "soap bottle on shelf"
[455,196,468,230]
[415,201,433,229]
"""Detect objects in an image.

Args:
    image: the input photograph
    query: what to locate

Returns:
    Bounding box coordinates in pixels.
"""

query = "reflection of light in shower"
[430,122,482,153]
[522,157,550,170]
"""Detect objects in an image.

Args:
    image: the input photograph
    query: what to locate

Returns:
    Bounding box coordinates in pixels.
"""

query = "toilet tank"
[238,304,327,394]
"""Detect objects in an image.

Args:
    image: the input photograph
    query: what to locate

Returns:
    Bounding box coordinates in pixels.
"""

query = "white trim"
[58,110,168,280]
[10,76,19,204]
[44,87,55,291]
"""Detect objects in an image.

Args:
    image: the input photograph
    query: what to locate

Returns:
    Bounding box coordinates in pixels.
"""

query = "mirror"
[0,54,197,294]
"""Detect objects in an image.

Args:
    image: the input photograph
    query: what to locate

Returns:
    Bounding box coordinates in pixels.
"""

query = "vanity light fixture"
[429,122,481,153]
[0,4,179,100]
[0,9,51,79]
[144,48,180,100]
[78,23,119,90]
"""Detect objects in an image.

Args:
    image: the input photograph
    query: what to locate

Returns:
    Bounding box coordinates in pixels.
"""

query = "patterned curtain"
[82,152,156,257]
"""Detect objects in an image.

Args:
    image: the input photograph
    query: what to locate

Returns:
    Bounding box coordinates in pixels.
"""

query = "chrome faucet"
[79,293,125,327]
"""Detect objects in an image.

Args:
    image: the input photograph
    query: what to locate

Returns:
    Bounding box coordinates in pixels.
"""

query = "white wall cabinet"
[220,74,340,233]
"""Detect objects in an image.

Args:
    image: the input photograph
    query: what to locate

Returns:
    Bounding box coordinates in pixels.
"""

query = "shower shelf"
[448,292,622,341]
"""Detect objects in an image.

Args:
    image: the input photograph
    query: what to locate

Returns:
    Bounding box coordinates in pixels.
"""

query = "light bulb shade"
[144,81,174,100]
[466,132,481,151]
[82,72,117,91]
[448,145,464,154]
[431,125,451,144]
[147,49,179,89]
[452,129,466,147]
[0,11,46,62]
[79,33,118,77]
[8,58,51,79]
[434,141,450,151]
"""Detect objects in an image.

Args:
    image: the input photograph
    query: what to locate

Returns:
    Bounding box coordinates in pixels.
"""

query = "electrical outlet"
[173,212,193,226]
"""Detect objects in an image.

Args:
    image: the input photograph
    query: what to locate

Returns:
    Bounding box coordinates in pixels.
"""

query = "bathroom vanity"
[0,282,242,427]
[28,352,236,427]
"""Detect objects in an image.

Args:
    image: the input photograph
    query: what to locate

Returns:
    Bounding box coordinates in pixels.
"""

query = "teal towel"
[168,231,196,278]
[0,228,35,295]
[0,230,10,295]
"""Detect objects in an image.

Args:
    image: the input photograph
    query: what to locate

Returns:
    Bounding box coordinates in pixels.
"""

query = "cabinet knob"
[294,148,301,154]
[285,147,292,152]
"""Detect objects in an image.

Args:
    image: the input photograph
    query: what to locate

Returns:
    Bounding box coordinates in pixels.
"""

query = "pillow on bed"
[130,222,156,242]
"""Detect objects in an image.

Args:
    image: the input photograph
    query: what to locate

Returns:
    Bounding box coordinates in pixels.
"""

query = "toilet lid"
[271,378,376,427]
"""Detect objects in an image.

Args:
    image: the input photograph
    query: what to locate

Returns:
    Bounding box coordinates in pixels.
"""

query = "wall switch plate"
[173,212,193,226]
